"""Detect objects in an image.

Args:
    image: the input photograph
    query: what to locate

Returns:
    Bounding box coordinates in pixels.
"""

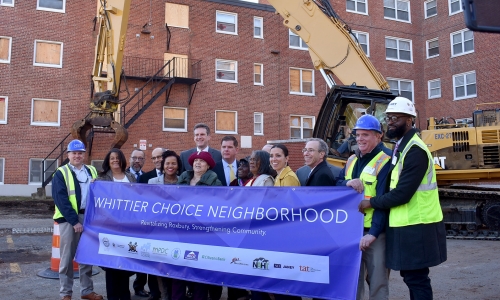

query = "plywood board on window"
[165,3,189,28]
[216,111,235,131]
[302,70,312,82]
[0,38,10,61]
[290,69,300,92]
[35,42,61,65]
[164,53,188,77]
[33,100,59,123]
[165,107,185,119]
[0,98,5,121]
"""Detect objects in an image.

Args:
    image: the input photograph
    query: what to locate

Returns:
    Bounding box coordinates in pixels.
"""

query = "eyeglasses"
[151,156,163,161]
[384,115,404,123]
[302,148,318,153]
[131,157,145,161]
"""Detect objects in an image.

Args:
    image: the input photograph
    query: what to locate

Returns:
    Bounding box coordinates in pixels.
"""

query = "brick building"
[0,0,499,196]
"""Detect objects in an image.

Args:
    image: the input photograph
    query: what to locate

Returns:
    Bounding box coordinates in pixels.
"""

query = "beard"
[386,124,407,139]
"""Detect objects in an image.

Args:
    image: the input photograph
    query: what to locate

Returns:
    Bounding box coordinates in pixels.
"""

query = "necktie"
[229,164,236,183]
[135,171,140,181]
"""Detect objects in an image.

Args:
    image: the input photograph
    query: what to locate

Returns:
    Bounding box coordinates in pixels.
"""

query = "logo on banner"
[128,242,138,253]
[300,265,321,272]
[171,248,181,260]
[253,257,269,270]
[152,247,170,255]
[283,265,295,269]
[141,243,151,257]
[102,238,110,247]
[201,255,225,261]
[274,264,281,268]
[184,251,199,261]
[230,258,248,266]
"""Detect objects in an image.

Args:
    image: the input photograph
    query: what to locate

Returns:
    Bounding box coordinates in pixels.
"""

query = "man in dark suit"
[296,163,341,186]
[127,149,146,182]
[179,123,222,173]
[138,148,166,184]
[212,136,239,186]
[303,138,336,186]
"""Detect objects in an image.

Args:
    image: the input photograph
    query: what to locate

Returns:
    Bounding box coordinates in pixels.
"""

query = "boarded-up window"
[290,68,314,95]
[216,110,237,133]
[216,59,237,83]
[290,115,315,139]
[0,97,7,124]
[34,40,63,67]
[164,53,189,77]
[31,98,60,126]
[163,107,187,131]
[0,37,12,63]
[254,63,263,85]
[165,3,189,28]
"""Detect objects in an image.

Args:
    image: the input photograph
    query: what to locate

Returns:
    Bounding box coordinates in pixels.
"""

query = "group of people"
[52,97,446,300]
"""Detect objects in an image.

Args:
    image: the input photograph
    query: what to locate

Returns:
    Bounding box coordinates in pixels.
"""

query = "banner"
[76,181,364,300]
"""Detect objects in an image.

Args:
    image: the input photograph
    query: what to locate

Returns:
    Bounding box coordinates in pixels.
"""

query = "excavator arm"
[267,0,389,91]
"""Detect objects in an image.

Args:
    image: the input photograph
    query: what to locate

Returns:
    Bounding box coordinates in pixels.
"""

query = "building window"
[0,96,7,124]
[426,38,439,58]
[215,59,237,83]
[165,3,189,28]
[254,17,263,38]
[384,0,410,22]
[425,0,437,18]
[0,36,12,64]
[451,29,474,57]
[0,158,4,184]
[29,158,57,184]
[385,37,412,62]
[33,40,63,68]
[289,29,308,50]
[387,78,414,101]
[254,63,263,85]
[254,112,264,135]
[163,107,187,132]
[290,115,315,139]
[216,11,237,35]
[1,0,14,7]
[428,79,441,99]
[289,68,314,96]
[215,110,237,134]
[449,0,462,15]
[91,160,104,173]
[351,31,369,56]
[453,71,477,100]
[31,98,61,127]
[346,0,367,14]
[37,0,65,13]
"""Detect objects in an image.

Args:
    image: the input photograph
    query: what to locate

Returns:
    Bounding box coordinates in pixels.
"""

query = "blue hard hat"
[67,139,86,152]
[353,115,382,133]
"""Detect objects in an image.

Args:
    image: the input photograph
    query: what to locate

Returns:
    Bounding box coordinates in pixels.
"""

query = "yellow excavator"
[268,0,500,238]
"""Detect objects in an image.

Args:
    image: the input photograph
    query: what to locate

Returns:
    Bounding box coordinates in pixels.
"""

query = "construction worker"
[52,139,103,300]
[337,115,391,300]
[359,97,447,300]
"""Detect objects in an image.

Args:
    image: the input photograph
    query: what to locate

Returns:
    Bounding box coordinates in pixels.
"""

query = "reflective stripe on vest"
[389,134,443,227]
[53,164,98,220]
[345,151,390,228]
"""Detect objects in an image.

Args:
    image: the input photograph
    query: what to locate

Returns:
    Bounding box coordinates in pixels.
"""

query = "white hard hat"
[385,96,416,117]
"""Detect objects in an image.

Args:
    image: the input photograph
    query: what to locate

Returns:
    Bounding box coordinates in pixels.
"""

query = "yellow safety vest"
[389,134,443,227]
[345,151,390,228]
[53,164,98,220]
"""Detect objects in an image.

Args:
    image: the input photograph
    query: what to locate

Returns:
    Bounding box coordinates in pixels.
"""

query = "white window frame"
[385,36,413,63]
[289,29,308,50]
[426,38,439,59]
[0,36,12,64]
[33,40,63,68]
[387,77,414,102]
[215,110,238,134]
[37,0,65,13]
[0,96,8,124]
[162,106,188,132]
[428,79,441,99]
[216,11,238,35]
[450,29,474,57]
[448,0,463,16]
[254,16,263,39]
[31,98,61,127]
[0,157,4,184]
[424,0,437,18]
[254,63,263,85]
[29,158,58,185]
[254,112,264,135]
[290,115,315,140]
[215,59,238,83]
[289,68,315,96]
[351,30,370,57]
[0,0,14,7]
[383,0,411,23]
[453,71,477,100]
[346,0,368,15]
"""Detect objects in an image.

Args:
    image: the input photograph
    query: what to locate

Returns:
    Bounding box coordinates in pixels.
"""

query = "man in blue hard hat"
[52,139,103,300]
[337,115,392,300]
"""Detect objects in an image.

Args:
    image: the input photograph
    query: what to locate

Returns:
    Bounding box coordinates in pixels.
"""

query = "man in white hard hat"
[359,97,447,299]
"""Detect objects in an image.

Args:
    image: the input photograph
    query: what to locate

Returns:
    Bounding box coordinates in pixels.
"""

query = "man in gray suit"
[179,123,222,173]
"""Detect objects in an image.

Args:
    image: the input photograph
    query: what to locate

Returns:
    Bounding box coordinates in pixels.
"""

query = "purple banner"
[76,181,363,299]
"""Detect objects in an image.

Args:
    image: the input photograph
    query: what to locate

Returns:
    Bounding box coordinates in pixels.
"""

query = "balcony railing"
[123,56,201,80]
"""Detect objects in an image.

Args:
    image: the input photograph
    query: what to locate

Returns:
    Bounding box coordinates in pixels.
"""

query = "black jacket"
[370,128,447,270]
[138,169,160,183]
[305,160,336,186]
